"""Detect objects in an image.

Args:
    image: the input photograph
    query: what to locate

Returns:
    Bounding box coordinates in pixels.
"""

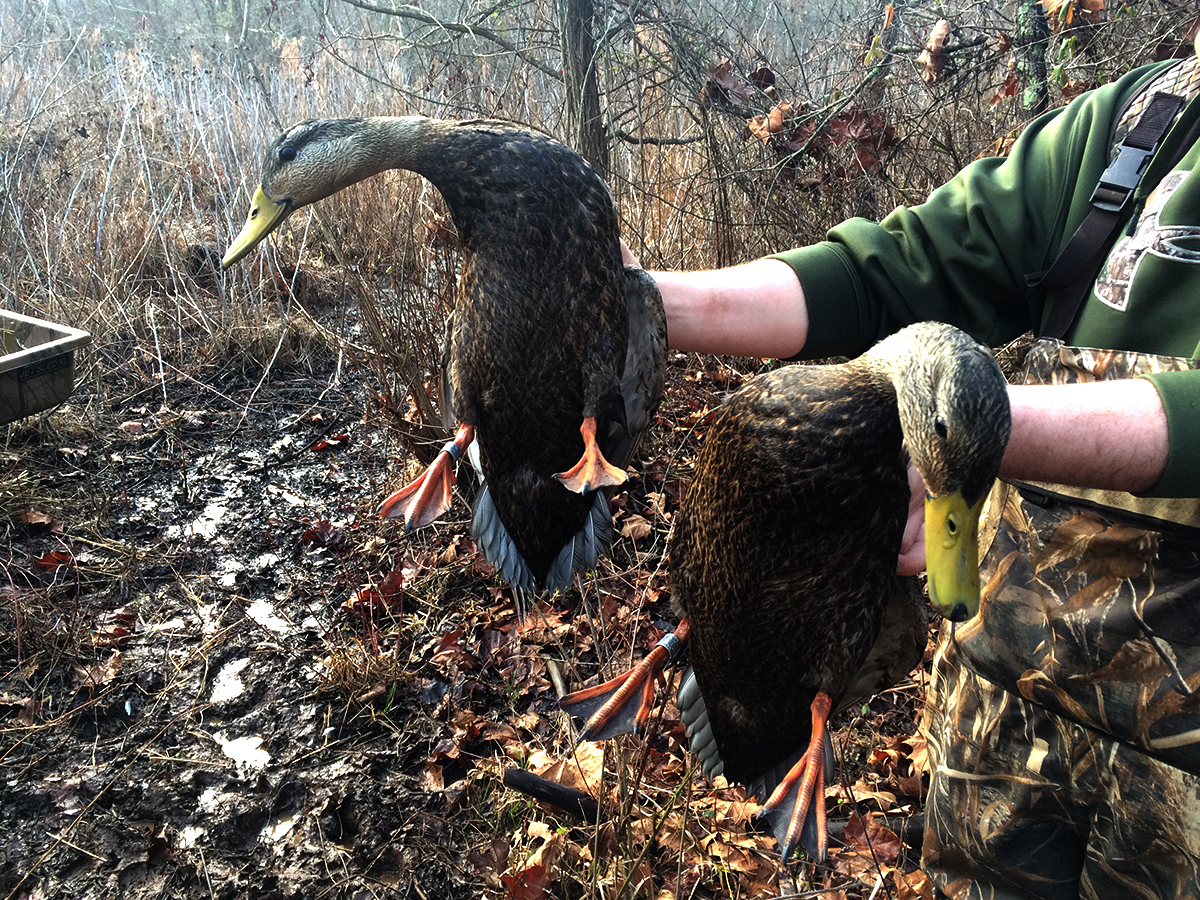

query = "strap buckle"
[1089,143,1155,213]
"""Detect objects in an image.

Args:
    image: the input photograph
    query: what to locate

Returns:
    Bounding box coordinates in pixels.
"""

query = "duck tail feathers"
[471,483,536,595]
[677,668,725,780]
[472,484,612,612]
[544,491,611,594]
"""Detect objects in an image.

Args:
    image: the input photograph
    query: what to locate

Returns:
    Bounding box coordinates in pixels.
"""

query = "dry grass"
[0,3,1182,412]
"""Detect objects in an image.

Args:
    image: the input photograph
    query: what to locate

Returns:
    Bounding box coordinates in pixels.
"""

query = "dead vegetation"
[0,1,1191,898]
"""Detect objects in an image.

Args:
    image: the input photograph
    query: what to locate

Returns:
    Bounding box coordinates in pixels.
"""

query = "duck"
[222,118,666,607]
[561,320,1011,862]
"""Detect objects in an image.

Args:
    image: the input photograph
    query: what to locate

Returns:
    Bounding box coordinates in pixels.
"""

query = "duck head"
[879,322,1011,622]
[223,118,427,267]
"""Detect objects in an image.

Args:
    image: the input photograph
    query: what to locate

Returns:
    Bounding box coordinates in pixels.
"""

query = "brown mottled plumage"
[673,364,910,776]
[223,118,666,598]
[670,321,1011,862]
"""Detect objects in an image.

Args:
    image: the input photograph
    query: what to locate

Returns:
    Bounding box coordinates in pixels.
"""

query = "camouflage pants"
[921,482,1200,900]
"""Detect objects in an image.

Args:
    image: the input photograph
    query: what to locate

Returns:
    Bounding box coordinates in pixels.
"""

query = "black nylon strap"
[1125,90,1190,151]
[1030,90,1186,339]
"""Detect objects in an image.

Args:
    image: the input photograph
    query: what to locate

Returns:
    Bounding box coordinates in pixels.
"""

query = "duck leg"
[379,423,475,530]
[560,619,691,740]
[757,691,832,863]
[554,417,628,493]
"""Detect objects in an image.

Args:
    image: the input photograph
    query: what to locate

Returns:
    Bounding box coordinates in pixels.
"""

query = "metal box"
[0,310,91,426]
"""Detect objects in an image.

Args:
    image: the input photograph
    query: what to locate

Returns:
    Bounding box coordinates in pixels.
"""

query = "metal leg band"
[656,631,685,664]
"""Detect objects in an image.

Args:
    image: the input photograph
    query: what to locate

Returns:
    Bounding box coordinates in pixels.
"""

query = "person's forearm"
[638,246,1171,493]
[1000,380,1169,493]
[650,259,809,357]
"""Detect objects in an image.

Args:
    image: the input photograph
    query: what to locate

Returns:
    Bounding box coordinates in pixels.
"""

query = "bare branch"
[613,129,705,146]
[335,0,562,81]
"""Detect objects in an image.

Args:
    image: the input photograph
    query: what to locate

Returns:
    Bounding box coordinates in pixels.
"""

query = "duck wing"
[601,266,667,469]
[837,575,928,712]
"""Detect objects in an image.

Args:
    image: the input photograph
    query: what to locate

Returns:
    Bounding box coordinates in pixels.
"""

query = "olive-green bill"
[924,491,986,622]
[221,185,292,268]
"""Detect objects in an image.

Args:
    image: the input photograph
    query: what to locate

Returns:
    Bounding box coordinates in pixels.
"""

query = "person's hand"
[897,460,927,576]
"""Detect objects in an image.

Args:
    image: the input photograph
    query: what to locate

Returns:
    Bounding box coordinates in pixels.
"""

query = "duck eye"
[279,146,297,162]
[934,415,948,439]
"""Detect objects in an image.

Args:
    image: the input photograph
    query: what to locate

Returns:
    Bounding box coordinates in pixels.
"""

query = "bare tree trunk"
[559,0,609,176]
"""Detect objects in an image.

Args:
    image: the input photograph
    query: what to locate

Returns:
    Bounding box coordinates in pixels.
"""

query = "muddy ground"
[0,308,932,900]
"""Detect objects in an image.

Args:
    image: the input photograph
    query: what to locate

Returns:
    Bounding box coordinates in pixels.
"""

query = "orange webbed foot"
[379,423,475,530]
[560,620,690,740]
[554,417,628,493]
[757,691,833,863]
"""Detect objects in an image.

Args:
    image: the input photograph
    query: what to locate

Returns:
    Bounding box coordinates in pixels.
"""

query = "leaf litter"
[0,344,937,899]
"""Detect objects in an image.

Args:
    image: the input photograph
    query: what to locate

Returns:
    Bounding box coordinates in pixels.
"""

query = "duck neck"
[860,326,938,404]
[346,116,437,181]
[859,324,961,494]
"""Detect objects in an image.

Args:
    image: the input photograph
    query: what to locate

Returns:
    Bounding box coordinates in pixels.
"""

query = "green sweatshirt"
[772,60,1200,498]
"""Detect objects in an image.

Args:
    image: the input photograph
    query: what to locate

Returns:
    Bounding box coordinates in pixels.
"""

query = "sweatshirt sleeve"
[1141,371,1200,498]
[768,64,1169,360]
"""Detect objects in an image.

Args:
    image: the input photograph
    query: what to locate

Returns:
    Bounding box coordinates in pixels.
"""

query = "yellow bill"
[924,491,985,622]
[222,185,292,268]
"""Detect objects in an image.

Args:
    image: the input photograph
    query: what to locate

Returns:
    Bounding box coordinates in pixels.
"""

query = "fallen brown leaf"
[826,779,897,810]
[34,549,75,571]
[525,821,565,872]
[467,838,510,888]
[908,732,928,772]
[501,862,551,900]
[429,628,479,673]
[895,867,934,900]
[0,693,41,725]
[422,760,444,791]
[307,433,349,452]
[19,509,57,533]
[72,650,123,693]
[831,846,893,881]
[343,566,405,616]
[299,519,344,549]
[844,811,902,864]
[897,768,925,799]
[528,741,605,797]
[620,514,652,541]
